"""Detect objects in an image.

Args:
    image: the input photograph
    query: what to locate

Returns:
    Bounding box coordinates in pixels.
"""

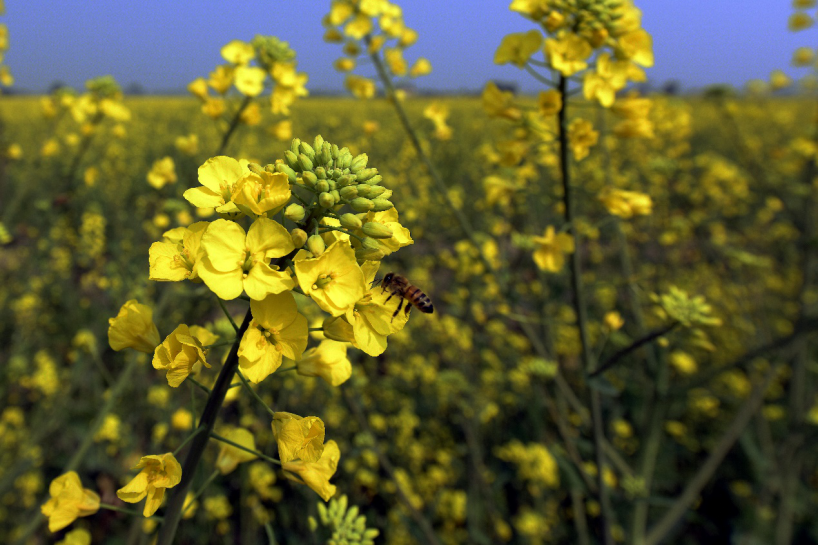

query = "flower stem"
[183,470,221,517]
[209,432,281,465]
[99,502,164,521]
[216,96,252,156]
[216,297,240,333]
[173,427,205,457]
[187,377,211,395]
[236,369,276,417]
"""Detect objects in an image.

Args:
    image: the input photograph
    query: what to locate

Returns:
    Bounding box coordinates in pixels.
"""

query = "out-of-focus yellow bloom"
[616,29,654,67]
[235,66,267,97]
[221,40,255,65]
[599,188,652,218]
[282,440,340,501]
[532,226,574,273]
[789,12,814,31]
[494,30,543,67]
[346,75,377,99]
[770,70,792,90]
[296,340,352,386]
[604,311,624,331]
[567,118,598,161]
[272,412,326,463]
[188,77,209,100]
[208,65,234,94]
[409,57,432,78]
[482,82,522,120]
[41,138,60,157]
[239,102,262,125]
[345,14,373,39]
[334,57,356,72]
[171,408,193,430]
[149,221,208,282]
[108,300,161,354]
[238,291,308,383]
[215,427,258,474]
[399,27,419,47]
[146,156,177,189]
[230,170,291,218]
[670,351,698,375]
[198,217,295,301]
[56,528,92,545]
[792,46,815,66]
[423,101,453,140]
[152,324,211,387]
[384,48,408,77]
[295,241,365,316]
[7,142,22,160]
[184,156,249,216]
[545,32,592,76]
[793,0,816,7]
[175,134,199,155]
[538,89,562,116]
[268,119,293,141]
[41,472,100,533]
[117,453,182,517]
[583,53,628,107]
[202,97,226,119]
[614,118,655,139]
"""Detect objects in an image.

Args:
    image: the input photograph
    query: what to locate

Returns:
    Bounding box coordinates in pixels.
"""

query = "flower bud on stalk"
[350,197,374,212]
[291,228,308,248]
[285,204,306,222]
[371,198,394,212]
[307,234,326,256]
[319,192,336,208]
[298,153,313,172]
[276,163,298,184]
[315,180,330,193]
[339,186,358,200]
[302,171,318,187]
[339,213,362,230]
[362,222,393,239]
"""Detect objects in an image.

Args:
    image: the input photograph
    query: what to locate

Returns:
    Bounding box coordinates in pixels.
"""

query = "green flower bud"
[363,529,380,541]
[327,179,337,191]
[319,192,336,208]
[355,168,377,182]
[331,189,341,202]
[308,517,318,533]
[365,174,383,186]
[361,236,380,250]
[302,171,318,187]
[331,143,340,160]
[315,166,327,179]
[349,153,368,173]
[299,141,315,160]
[337,149,352,170]
[290,228,308,248]
[367,185,386,197]
[264,163,277,173]
[313,134,325,152]
[355,247,385,261]
[331,168,344,180]
[339,186,358,200]
[284,150,300,170]
[356,184,372,198]
[349,197,375,212]
[337,174,353,187]
[371,198,394,212]
[363,222,393,239]
[247,162,265,175]
[275,163,298,184]
[290,138,301,156]
[285,203,306,222]
[315,180,330,193]
[340,213,362,229]
[307,234,326,256]
[379,189,393,200]
[298,153,313,172]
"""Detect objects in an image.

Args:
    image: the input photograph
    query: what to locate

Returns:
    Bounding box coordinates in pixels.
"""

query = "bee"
[376,272,434,320]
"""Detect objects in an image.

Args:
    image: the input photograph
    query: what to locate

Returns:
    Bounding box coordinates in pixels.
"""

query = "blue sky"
[4,0,813,93]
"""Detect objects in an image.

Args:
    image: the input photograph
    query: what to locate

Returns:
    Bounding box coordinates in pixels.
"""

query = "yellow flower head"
[583,53,629,107]
[198,217,295,301]
[538,89,562,117]
[346,75,377,99]
[532,226,574,273]
[56,528,92,545]
[384,48,408,77]
[296,340,352,386]
[238,291,308,383]
[230,170,291,218]
[202,97,226,119]
[603,311,625,331]
[235,66,267,97]
[108,300,161,354]
[482,82,522,120]
[41,472,100,533]
[568,118,599,161]
[357,208,413,256]
[184,156,250,217]
[208,65,234,95]
[599,188,652,218]
[792,46,815,66]
[188,77,209,100]
[616,29,654,67]
[409,57,432,78]
[152,324,211,387]
[494,30,543,68]
[789,12,814,31]
[116,453,182,517]
[545,33,592,76]
[282,439,340,502]
[148,157,176,190]
[221,40,255,65]
[215,427,258,474]
[770,69,792,90]
[149,221,209,282]
[271,412,326,463]
[295,241,366,316]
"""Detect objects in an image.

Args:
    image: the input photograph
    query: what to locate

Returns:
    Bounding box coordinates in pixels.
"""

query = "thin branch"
[209,432,281,466]
[590,322,679,378]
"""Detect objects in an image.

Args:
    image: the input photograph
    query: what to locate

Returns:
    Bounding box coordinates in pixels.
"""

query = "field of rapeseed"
[2,0,818,544]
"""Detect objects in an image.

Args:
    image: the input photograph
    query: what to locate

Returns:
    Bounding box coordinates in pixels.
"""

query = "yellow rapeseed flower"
[545,32,592,76]
[221,40,255,65]
[198,217,295,300]
[384,48,408,77]
[234,66,267,97]
[238,291,308,383]
[297,340,352,386]
[599,188,652,218]
[616,29,654,67]
[282,440,340,502]
[183,156,250,217]
[789,12,814,31]
[208,65,234,94]
[792,46,815,66]
[494,30,543,68]
[295,241,365,316]
[56,528,92,545]
[271,412,326,463]
[409,58,432,78]
[482,82,522,120]
[230,170,291,218]
[215,427,258,474]
[346,75,377,99]
[41,472,100,533]
[116,453,182,517]
[152,324,211,387]
[538,89,562,116]
[149,221,208,282]
[532,226,574,273]
[568,118,598,161]
[108,300,161,354]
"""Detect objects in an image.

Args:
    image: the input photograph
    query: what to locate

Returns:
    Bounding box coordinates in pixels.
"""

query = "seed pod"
[307,234,326,256]
[362,222,393,239]
[302,171,318,187]
[339,186,358,200]
[298,153,313,172]
[284,204,305,222]
[339,213,362,230]
[371,198,394,212]
[319,192,336,208]
[349,197,374,212]
[275,163,298,184]
[290,228,308,248]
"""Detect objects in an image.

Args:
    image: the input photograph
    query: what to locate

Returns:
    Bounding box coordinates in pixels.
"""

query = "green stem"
[216,96,252,156]
[236,369,276,417]
[209,432,281,466]
[205,339,239,349]
[187,377,211,395]
[277,365,296,374]
[99,502,163,520]
[183,470,220,516]
[216,297,241,333]
[558,74,612,544]
[317,225,366,243]
[173,427,205,457]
